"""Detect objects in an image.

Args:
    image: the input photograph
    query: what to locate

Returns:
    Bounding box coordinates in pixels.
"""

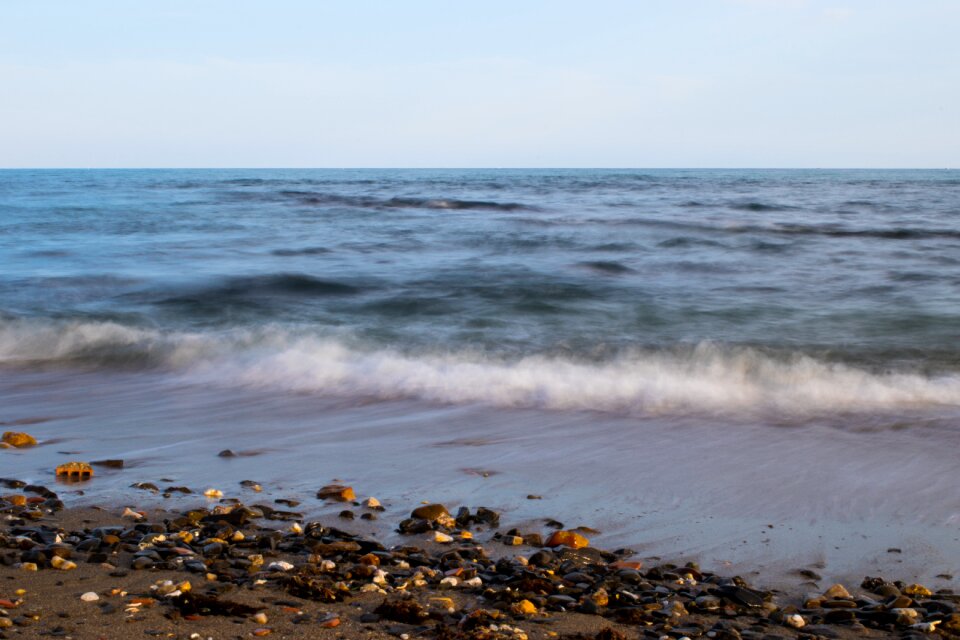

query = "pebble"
[0,485,952,640]
[1,432,37,448]
[317,484,356,501]
[545,530,589,549]
[822,583,851,599]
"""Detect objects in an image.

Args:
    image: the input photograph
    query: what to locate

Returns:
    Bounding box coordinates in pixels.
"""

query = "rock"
[545,530,589,549]
[942,614,960,634]
[903,583,932,597]
[203,488,223,498]
[433,532,454,543]
[363,497,383,509]
[267,561,294,572]
[2,432,37,448]
[217,449,236,457]
[411,504,450,521]
[339,510,355,520]
[784,613,805,628]
[55,462,94,480]
[50,556,77,570]
[252,612,268,624]
[823,583,852,599]
[90,459,124,469]
[80,592,100,602]
[2,494,26,507]
[514,600,537,615]
[317,484,356,502]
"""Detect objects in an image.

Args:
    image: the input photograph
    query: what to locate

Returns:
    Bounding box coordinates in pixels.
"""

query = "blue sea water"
[2,169,960,584]
[2,168,960,418]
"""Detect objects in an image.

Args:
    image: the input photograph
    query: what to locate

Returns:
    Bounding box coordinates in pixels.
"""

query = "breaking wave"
[2,319,960,417]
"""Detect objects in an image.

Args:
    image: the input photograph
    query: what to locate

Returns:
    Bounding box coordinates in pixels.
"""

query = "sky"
[0,0,957,168]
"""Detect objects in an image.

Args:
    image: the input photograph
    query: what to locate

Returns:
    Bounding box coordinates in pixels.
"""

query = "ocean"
[2,168,958,586]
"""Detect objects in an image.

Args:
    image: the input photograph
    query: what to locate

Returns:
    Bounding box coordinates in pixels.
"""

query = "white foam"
[3,319,960,416]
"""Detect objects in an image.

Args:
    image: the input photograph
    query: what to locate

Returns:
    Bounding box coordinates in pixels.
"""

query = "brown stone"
[316,484,355,502]
[2,495,26,507]
[823,583,852,599]
[411,504,450,521]
[2,432,37,448]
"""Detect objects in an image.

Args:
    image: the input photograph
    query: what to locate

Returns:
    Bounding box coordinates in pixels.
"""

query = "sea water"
[1,169,958,586]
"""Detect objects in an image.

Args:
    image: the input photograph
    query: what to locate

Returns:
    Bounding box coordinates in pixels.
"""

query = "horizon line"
[1,166,957,171]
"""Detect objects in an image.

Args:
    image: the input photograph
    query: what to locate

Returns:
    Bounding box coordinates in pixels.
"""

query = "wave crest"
[2,319,960,416]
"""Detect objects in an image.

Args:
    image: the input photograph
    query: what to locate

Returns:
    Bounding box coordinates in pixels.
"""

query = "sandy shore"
[2,467,959,639]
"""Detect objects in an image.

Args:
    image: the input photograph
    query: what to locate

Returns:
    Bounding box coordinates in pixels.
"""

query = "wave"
[271,191,535,212]
[152,274,361,309]
[2,320,960,417]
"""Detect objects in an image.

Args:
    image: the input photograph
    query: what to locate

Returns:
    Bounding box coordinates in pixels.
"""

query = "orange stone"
[545,530,589,549]
[252,628,272,636]
[358,553,380,566]
[2,495,26,507]
[2,432,37,448]
[55,462,94,480]
[0,598,20,609]
[317,484,356,502]
[319,617,340,628]
[612,560,643,570]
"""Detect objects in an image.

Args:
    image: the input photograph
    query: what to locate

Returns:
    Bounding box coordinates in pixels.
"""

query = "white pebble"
[268,560,294,571]
[784,613,805,628]
[80,592,100,602]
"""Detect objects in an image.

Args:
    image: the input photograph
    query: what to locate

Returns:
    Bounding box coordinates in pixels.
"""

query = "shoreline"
[2,469,958,639]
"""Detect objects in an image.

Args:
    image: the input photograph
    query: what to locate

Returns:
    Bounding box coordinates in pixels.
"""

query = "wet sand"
[2,368,959,593]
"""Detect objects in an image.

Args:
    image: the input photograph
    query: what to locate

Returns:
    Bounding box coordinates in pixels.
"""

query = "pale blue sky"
[1,0,957,168]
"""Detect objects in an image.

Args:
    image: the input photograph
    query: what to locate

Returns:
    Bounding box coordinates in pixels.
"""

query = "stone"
[80,592,100,602]
[2,494,26,507]
[903,583,932,597]
[90,459,124,469]
[433,532,454,543]
[2,432,37,448]
[823,584,852,599]
[317,484,356,502]
[55,462,94,480]
[545,530,589,549]
[217,449,236,457]
[411,504,450,521]
[514,600,537,615]
[203,488,223,498]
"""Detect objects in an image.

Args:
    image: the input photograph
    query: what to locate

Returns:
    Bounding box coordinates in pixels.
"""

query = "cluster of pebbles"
[0,476,958,640]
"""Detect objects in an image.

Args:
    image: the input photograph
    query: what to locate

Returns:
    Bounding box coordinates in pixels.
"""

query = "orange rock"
[358,553,380,566]
[2,432,37,448]
[252,628,272,636]
[55,462,94,480]
[128,597,156,606]
[612,560,643,570]
[2,495,26,507]
[319,617,340,628]
[0,599,20,609]
[545,530,589,549]
[317,484,355,502]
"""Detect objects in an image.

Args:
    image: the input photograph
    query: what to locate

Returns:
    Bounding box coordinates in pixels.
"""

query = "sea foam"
[2,319,960,417]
